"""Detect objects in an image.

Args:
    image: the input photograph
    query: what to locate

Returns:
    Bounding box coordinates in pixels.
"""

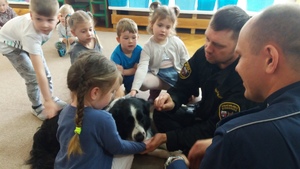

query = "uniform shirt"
[55,105,146,169]
[131,35,189,91]
[201,81,300,169]
[0,6,17,27]
[166,46,259,151]
[0,14,51,55]
[110,44,142,93]
[68,39,102,64]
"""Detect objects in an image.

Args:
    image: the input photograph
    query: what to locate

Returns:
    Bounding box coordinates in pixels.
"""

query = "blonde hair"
[30,0,59,17]
[66,51,122,157]
[59,4,74,51]
[66,10,101,46]
[116,18,138,37]
[59,4,74,16]
[147,1,180,35]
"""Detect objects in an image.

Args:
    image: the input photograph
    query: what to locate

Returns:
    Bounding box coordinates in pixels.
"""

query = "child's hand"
[62,38,68,44]
[141,133,166,154]
[68,37,76,44]
[116,64,124,74]
[130,90,137,97]
[43,100,61,119]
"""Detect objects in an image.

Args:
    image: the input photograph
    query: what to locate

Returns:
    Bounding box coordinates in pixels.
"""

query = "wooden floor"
[95,26,206,56]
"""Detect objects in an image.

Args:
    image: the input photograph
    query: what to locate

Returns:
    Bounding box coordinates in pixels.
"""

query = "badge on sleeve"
[179,62,192,79]
[218,102,240,119]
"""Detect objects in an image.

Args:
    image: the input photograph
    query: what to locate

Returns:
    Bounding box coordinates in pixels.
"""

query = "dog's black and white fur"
[26,97,152,169]
[106,97,152,142]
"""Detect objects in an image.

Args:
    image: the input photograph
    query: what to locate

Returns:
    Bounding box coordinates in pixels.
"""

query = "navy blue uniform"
[153,46,259,153]
[201,82,300,169]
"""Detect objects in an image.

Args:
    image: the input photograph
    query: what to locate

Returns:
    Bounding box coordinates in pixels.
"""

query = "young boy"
[110,18,142,94]
[0,0,66,120]
[55,4,76,57]
[0,0,17,29]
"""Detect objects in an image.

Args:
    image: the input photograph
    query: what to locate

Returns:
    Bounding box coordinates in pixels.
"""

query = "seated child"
[110,18,142,94]
[130,2,189,102]
[55,51,149,169]
[66,10,102,64]
[55,4,75,57]
[0,0,17,29]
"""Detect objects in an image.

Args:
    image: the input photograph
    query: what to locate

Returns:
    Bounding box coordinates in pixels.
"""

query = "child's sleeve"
[99,114,146,155]
[110,46,122,64]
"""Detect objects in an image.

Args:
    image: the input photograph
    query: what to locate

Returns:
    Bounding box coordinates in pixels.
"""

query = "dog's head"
[106,97,151,142]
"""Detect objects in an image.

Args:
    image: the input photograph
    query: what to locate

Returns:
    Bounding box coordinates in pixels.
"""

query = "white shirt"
[131,35,189,91]
[0,13,51,55]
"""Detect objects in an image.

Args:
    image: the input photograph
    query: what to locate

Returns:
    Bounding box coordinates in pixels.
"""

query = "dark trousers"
[153,107,196,133]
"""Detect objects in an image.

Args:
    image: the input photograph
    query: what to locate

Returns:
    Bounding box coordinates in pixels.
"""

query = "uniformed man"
[142,5,261,156]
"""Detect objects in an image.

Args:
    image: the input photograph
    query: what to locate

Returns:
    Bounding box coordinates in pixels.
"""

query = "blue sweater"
[200,81,300,169]
[55,105,146,169]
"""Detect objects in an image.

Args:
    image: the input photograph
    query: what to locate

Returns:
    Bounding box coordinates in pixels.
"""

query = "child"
[55,4,75,57]
[0,0,66,120]
[130,2,189,102]
[110,18,142,94]
[67,10,102,64]
[54,51,148,169]
[0,0,17,29]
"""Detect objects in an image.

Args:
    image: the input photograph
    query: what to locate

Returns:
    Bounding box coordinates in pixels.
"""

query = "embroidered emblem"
[218,102,240,119]
[215,88,223,99]
[179,62,191,79]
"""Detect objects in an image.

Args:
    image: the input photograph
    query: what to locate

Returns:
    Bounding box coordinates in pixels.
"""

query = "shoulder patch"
[179,62,192,79]
[218,102,240,119]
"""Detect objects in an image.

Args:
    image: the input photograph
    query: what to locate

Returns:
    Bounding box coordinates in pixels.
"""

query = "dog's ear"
[139,98,151,116]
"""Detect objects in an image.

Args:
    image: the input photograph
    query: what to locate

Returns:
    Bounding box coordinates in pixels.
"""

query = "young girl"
[55,4,75,57]
[66,10,102,64]
[54,51,148,169]
[0,0,17,29]
[130,2,189,102]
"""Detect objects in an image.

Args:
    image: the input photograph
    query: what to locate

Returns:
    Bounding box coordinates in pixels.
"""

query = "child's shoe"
[31,104,47,121]
[57,48,66,57]
[55,42,66,57]
[52,96,67,108]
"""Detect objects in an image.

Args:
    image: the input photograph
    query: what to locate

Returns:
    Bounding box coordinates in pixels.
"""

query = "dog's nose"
[134,132,145,142]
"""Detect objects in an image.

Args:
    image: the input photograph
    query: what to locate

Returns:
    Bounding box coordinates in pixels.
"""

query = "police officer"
[142,5,261,156]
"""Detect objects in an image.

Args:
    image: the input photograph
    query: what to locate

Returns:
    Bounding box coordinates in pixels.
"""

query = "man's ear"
[263,44,279,74]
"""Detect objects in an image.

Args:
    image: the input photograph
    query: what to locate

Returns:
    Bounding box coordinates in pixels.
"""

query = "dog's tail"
[26,115,60,169]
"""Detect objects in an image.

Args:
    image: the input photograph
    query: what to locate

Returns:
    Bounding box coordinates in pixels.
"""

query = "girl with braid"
[55,4,75,57]
[66,10,102,64]
[54,51,148,169]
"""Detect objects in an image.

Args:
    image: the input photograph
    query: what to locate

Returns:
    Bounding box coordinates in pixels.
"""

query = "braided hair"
[66,51,122,157]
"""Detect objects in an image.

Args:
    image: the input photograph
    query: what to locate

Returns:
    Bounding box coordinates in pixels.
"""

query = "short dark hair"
[250,4,300,70]
[210,5,250,40]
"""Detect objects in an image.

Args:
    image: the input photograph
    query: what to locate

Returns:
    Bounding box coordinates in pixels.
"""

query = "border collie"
[26,97,152,169]
[106,97,152,142]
